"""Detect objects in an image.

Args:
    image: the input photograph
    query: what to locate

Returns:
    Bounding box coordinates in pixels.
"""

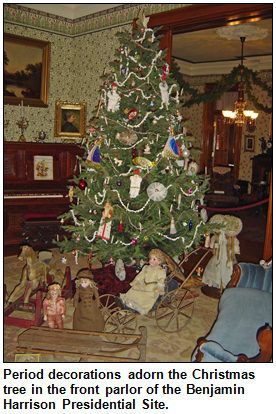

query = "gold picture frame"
[4,33,51,108]
[54,101,87,140]
[244,135,255,152]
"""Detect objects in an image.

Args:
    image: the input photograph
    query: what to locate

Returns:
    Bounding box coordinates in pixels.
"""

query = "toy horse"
[7,246,64,306]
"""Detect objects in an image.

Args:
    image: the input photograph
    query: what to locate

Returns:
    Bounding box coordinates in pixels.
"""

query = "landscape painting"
[4,34,50,107]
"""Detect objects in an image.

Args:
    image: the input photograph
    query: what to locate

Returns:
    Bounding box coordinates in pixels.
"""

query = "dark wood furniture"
[250,153,272,198]
[4,142,84,247]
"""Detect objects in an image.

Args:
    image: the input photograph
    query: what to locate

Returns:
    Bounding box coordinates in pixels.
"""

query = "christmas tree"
[57,12,212,267]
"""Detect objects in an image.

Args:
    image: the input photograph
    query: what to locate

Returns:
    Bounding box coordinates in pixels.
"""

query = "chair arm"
[193,324,272,362]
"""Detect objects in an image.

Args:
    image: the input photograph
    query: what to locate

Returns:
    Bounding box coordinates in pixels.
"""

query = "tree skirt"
[90,265,137,296]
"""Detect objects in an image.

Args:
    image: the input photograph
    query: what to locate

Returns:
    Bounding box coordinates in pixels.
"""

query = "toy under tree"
[57,12,212,268]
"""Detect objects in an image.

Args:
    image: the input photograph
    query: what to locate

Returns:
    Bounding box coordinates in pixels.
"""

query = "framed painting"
[4,33,51,108]
[54,101,87,139]
[244,135,255,152]
[34,155,54,180]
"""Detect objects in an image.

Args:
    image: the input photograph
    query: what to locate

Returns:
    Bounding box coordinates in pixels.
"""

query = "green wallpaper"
[4,3,188,142]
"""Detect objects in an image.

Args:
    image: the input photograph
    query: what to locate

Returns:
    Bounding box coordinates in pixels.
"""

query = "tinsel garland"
[171,60,272,114]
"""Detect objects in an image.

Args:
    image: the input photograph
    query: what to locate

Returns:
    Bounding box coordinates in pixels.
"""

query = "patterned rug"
[4,248,219,363]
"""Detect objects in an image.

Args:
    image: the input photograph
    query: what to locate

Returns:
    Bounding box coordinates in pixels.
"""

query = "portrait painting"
[244,135,255,152]
[54,101,87,139]
[4,33,50,107]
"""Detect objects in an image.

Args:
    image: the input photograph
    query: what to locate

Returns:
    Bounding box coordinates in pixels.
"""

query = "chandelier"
[222,36,259,131]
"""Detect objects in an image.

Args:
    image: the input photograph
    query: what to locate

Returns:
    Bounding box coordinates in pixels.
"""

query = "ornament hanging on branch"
[162,135,180,159]
[116,129,138,146]
[147,182,168,201]
[130,169,142,198]
[159,80,169,107]
[86,137,103,167]
[78,179,87,191]
[68,186,74,202]
[107,82,121,112]
[96,201,113,241]
[187,161,199,176]
[170,217,177,234]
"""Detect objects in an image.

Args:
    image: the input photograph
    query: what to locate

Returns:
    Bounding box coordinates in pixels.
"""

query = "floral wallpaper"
[4,3,272,185]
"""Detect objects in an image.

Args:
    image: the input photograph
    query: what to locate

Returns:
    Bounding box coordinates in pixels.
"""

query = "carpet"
[4,248,219,363]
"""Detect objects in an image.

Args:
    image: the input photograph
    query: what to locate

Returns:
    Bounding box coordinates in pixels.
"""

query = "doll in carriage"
[115,249,167,315]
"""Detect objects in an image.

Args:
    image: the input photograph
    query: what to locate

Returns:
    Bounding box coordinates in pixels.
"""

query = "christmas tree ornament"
[170,217,177,234]
[136,9,150,28]
[124,108,130,114]
[132,238,137,245]
[76,236,81,242]
[110,257,115,265]
[78,179,87,191]
[150,99,155,108]
[130,169,142,198]
[182,148,190,158]
[107,83,121,112]
[147,182,168,201]
[143,236,149,241]
[159,81,169,107]
[86,137,103,167]
[152,119,157,124]
[173,195,177,206]
[96,201,113,241]
[189,220,193,231]
[88,124,95,136]
[71,250,76,256]
[68,186,74,202]
[121,68,126,75]
[119,217,123,232]
[117,180,122,186]
[162,135,180,159]
[132,148,136,158]
[116,130,138,146]
[187,161,199,176]
[119,46,124,53]
[93,210,97,215]
[144,144,151,154]
[133,157,157,168]
[115,259,126,281]
[128,109,138,120]
[114,157,123,166]
[188,188,193,194]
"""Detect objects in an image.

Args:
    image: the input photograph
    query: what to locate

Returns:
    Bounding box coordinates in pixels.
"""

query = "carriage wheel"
[99,294,119,320]
[155,288,195,333]
[104,310,138,343]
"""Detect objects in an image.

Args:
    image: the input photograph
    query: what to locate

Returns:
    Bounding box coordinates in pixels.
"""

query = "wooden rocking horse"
[7,245,64,307]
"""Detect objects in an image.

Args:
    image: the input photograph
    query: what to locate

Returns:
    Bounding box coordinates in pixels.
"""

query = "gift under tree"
[57,12,212,268]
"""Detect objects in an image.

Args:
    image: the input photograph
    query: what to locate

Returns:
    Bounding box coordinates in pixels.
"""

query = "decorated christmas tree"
[57,12,212,268]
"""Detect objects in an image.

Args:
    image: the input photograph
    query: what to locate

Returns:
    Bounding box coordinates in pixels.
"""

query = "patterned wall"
[4,4,272,185]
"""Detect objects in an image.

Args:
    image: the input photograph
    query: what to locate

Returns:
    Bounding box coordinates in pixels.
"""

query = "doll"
[43,283,66,329]
[116,249,167,315]
[73,269,105,332]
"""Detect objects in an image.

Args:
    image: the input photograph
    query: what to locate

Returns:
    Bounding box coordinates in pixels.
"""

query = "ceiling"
[18,4,272,76]
[173,19,272,76]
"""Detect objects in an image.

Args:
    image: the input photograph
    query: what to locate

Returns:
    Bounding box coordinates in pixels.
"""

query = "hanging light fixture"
[222,37,259,131]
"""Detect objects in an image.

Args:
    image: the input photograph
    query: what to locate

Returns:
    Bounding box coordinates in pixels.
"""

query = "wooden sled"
[16,325,147,362]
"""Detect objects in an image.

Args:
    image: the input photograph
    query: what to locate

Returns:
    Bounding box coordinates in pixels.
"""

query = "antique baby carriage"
[99,247,210,337]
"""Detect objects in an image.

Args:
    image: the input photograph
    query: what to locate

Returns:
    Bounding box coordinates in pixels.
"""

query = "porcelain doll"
[73,269,105,332]
[43,283,66,329]
[116,249,166,315]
